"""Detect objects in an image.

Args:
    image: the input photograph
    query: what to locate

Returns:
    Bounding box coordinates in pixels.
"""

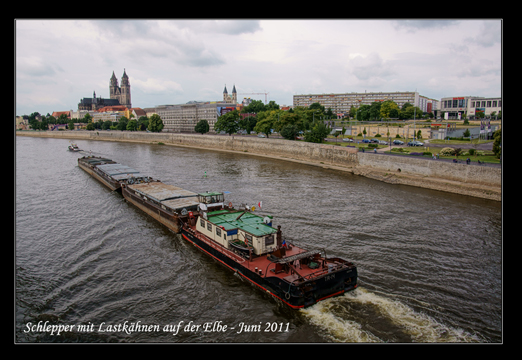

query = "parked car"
[393,140,404,145]
[370,138,380,143]
[342,138,354,142]
[362,139,371,143]
[378,140,388,145]
[257,134,266,138]
[407,140,424,146]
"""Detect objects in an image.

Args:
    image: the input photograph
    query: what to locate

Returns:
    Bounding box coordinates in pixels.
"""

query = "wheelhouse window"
[198,193,224,204]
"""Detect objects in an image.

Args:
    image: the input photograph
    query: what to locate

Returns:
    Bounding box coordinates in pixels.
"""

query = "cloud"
[393,20,460,32]
[17,57,63,78]
[88,20,226,68]
[175,20,262,35]
[348,53,395,82]
[467,21,501,47]
[132,77,184,95]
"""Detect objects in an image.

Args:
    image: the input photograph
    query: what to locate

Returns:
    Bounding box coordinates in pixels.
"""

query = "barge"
[78,156,358,309]
[78,156,154,191]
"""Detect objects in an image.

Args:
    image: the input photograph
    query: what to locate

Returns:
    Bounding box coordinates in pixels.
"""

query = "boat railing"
[299,261,349,282]
[265,255,351,283]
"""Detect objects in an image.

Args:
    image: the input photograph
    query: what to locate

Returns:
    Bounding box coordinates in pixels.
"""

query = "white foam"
[301,288,480,343]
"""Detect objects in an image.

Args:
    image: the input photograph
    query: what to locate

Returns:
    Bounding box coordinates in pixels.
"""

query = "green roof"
[207,210,276,237]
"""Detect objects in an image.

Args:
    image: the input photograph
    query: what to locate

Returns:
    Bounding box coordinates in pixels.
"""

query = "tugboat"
[78,157,358,309]
[180,192,358,309]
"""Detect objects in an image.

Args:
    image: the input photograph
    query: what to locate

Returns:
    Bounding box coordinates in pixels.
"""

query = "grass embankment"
[323,136,500,164]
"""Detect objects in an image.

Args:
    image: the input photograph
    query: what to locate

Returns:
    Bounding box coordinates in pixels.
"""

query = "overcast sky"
[15,19,502,116]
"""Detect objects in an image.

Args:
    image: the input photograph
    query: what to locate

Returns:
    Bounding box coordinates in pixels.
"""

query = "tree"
[492,129,501,158]
[241,99,265,114]
[148,114,164,132]
[195,119,210,134]
[46,115,56,125]
[357,105,371,121]
[239,116,257,134]
[117,116,128,131]
[400,103,422,120]
[380,100,399,119]
[137,116,149,131]
[102,120,112,130]
[58,113,69,124]
[126,119,138,131]
[304,122,329,143]
[214,110,240,135]
[253,110,279,138]
[253,118,273,138]
[309,102,325,113]
[40,118,48,130]
[86,122,95,131]
[275,111,301,133]
[281,124,299,140]
[369,102,382,120]
[266,100,280,111]
[68,121,75,130]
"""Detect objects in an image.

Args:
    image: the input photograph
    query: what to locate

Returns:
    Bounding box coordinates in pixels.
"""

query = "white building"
[440,96,502,119]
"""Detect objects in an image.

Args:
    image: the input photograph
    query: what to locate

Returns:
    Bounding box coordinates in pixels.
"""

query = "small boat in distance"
[68,142,82,152]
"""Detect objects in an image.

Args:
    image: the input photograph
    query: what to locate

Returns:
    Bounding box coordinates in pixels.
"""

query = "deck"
[184,224,347,285]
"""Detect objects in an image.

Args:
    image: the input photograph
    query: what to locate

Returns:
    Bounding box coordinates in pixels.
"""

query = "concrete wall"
[26,130,360,168]
[17,131,500,188]
[357,152,500,186]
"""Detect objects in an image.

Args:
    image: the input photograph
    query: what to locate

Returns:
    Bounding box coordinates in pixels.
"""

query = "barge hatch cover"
[128,182,200,211]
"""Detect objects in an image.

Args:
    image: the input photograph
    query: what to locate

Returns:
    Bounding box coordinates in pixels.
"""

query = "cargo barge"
[78,156,358,309]
[78,156,155,191]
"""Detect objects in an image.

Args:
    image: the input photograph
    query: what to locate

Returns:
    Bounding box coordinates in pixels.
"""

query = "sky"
[15,19,502,117]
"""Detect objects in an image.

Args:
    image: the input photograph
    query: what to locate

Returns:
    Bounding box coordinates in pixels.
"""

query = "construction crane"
[239,92,269,104]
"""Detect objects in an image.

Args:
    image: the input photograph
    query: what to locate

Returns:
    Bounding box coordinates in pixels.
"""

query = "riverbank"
[16,130,501,201]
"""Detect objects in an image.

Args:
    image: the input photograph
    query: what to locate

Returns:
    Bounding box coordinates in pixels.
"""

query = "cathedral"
[78,70,132,111]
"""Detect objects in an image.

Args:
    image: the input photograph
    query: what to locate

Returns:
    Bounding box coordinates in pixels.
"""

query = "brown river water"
[15,136,502,343]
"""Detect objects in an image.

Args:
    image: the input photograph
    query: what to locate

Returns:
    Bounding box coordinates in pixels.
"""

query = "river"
[15,136,502,343]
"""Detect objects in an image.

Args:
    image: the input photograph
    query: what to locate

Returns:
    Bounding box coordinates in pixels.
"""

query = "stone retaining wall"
[17,131,501,198]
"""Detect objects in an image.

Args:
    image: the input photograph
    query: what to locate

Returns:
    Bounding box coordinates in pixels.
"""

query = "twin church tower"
[78,69,131,111]
[109,69,131,108]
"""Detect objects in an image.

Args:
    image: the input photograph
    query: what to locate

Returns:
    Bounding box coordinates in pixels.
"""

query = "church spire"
[121,68,129,86]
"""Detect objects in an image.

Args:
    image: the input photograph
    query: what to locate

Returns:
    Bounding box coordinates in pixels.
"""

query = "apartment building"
[293,91,438,116]
[157,102,240,133]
